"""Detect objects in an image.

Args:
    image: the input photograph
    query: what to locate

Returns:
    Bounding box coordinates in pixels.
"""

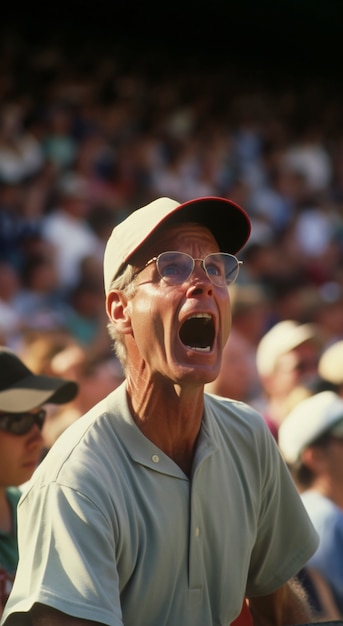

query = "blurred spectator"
[13,330,122,454]
[230,283,271,348]
[0,103,44,184]
[0,262,22,347]
[12,251,67,332]
[306,283,343,348]
[0,182,33,268]
[267,279,318,326]
[205,329,259,403]
[282,123,332,194]
[239,235,301,297]
[41,172,103,292]
[41,104,77,173]
[279,390,343,617]
[0,345,78,616]
[72,131,127,211]
[319,340,343,394]
[60,278,107,346]
[14,328,78,376]
[42,343,124,453]
[255,320,323,438]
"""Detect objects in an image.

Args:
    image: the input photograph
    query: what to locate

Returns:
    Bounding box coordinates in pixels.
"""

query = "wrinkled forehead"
[130,221,219,266]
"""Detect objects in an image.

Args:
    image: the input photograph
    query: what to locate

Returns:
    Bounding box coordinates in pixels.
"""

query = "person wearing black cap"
[0,346,78,616]
[2,197,318,626]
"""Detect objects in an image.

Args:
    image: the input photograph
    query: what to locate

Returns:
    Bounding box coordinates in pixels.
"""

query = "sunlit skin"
[205,328,257,402]
[301,437,343,509]
[0,419,44,488]
[0,414,44,533]
[107,223,231,474]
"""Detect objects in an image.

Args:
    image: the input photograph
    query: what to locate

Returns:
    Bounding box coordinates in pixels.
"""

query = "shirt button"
[195,527,200,537]
[152,454,160,463]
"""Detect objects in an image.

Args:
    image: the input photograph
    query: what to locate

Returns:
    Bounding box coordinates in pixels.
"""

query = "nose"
[26,423,44,445]
[187,261,214,295]
[189,259,208,280]
[195,258,214,280]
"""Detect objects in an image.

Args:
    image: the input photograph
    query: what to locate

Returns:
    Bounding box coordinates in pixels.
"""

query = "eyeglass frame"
[0,409,46,436]
[131,251,243,287]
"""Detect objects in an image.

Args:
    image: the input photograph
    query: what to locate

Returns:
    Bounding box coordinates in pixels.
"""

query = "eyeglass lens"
[0,410,46,436]
[157,252,240,286]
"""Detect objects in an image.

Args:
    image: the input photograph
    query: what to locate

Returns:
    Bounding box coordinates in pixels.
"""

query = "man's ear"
[106,290,132,333]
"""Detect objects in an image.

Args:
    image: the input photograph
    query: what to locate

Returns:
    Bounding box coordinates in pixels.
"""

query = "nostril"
[188,284,213,296]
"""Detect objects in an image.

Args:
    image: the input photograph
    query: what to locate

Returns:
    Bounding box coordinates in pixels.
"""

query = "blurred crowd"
[2,26,343,435]
[2,22,343,621]
[1,27,343,423]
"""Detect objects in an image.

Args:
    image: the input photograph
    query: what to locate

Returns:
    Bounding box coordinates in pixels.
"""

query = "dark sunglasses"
[0,409,46,436]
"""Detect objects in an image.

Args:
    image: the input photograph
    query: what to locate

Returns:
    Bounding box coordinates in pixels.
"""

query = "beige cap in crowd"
[256,320,318,378]
[103,196,251,295]
[278,390,343,464]
[318,340,343,385]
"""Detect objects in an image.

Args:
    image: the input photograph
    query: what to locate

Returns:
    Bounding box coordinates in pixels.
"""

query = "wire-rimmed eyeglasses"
[132,251,242,287]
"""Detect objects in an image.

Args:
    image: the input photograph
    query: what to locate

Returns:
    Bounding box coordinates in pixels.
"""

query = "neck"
[0,487,12,533]
[126,375,204,477]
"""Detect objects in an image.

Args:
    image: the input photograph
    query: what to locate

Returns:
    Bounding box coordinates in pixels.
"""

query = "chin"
[174,364,221,386]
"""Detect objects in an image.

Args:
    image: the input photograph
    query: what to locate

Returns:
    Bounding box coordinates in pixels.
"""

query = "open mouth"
[179,313,215,352]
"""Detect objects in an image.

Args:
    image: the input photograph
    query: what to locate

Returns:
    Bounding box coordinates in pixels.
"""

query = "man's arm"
[28,604,107,626]
[248,577,314,626]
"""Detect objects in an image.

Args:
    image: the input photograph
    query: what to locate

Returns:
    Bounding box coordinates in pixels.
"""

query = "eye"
[206,261,223,278]
[162,263,178,277]
[158,253,192,281]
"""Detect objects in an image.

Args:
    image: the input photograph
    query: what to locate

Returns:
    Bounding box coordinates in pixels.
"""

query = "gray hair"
[106,264,137,370]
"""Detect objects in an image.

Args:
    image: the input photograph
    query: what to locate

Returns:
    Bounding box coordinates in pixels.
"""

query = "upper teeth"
[187,313,211,320]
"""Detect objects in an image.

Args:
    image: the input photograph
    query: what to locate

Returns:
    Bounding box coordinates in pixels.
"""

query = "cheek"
[273,371,298,394]
[129,288,178,361]
[221,295,232,344]
[129,295,156,337]
[130,288,174,334]
[0,437,20,481]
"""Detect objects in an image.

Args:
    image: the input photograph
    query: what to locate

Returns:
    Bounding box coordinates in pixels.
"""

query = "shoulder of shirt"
[204,391,266,421]
[203,393,278,460]
[20,386,126,495]
[203,391,272,437]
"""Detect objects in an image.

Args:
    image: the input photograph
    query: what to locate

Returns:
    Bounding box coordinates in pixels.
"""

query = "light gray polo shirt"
[2,383,318,626]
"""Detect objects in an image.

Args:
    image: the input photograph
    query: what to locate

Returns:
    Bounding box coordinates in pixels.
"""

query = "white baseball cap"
[278,390,343,464]
[103,196,251,295]
[318,340,343,385]
[256,320,318,377]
